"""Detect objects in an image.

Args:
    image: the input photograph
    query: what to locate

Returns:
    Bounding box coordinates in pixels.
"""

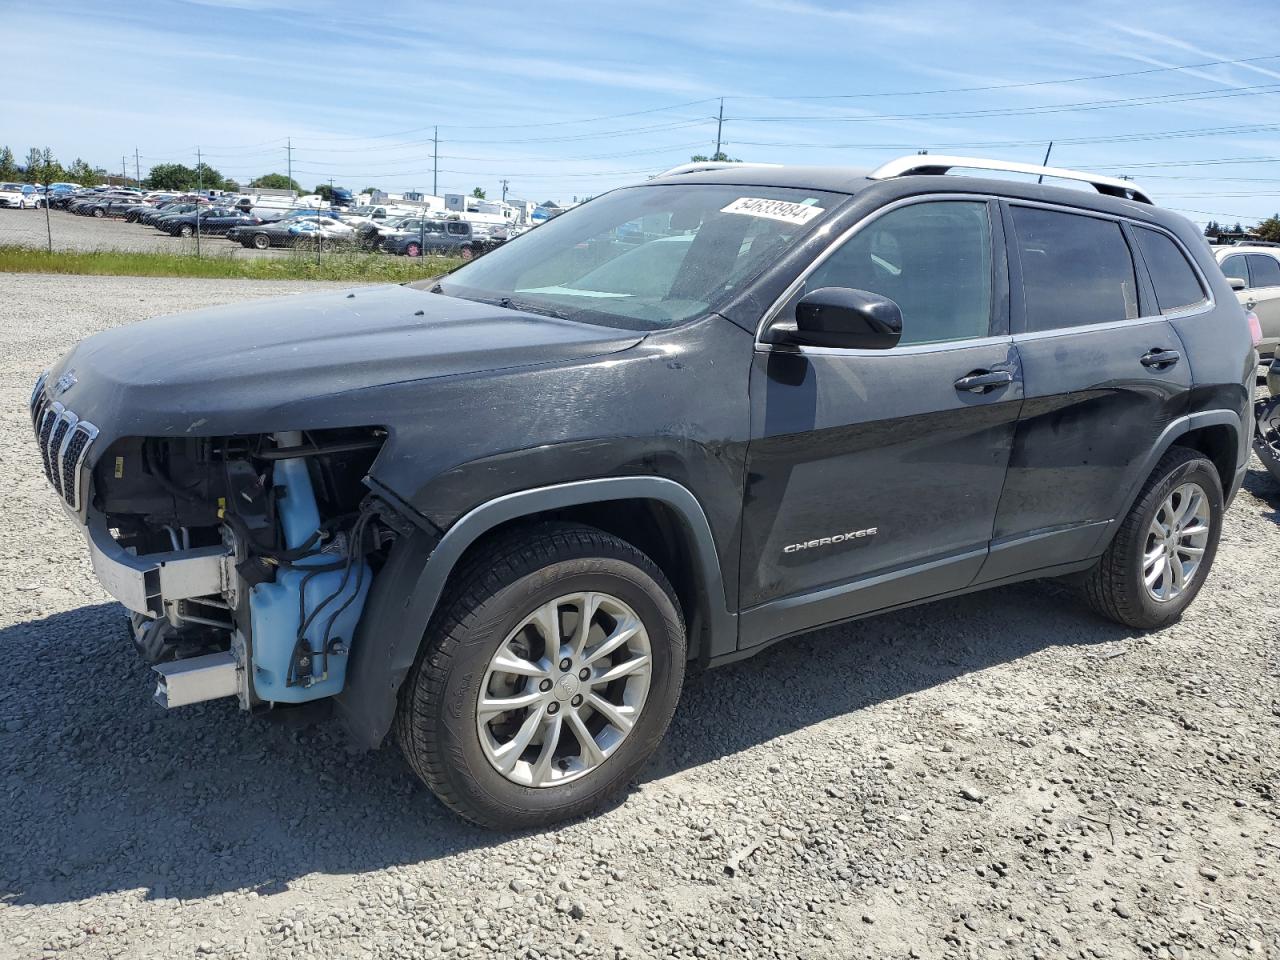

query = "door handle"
[954,369,1014,393]
[1140,348,1181,369]
[1246,299,1257,310]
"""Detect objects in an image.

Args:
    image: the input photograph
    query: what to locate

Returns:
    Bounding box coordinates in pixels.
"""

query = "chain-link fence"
[0,188,490,280]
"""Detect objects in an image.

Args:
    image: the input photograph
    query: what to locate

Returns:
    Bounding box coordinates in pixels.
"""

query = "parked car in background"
[1217,245,1280,361]
[236,216,355,249]
[381,218,491,259]
[142,200,211,227]
[21,185,46,208]
[160,207,261,237]
[0,183,26,208]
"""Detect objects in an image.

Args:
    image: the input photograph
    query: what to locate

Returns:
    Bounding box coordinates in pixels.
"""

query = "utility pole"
[432,126,438,197]
[195,147,202,257]
[42,154,52,253]
[501,178,509,201]
[1037,141,1054,183]
[286,137,293,194]
[121,156,128,185]
[134,148,140,188]
[714,98,724,159]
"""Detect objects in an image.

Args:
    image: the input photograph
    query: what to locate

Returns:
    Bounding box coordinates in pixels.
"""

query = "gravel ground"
[1,208,308,258]
[1,273,1278,960]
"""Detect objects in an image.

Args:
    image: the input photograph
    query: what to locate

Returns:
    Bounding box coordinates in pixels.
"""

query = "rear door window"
[1011,206,1138,332]
[1247,254,1280,287]
[1132,227,1206,313]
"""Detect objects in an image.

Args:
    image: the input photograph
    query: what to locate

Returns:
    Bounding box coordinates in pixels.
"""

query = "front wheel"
[396,523,686,829]
[403,242,421,258]
[251,233,270,250]
[178,224,194,237]
[458,245,475,261]
[1083,447,1223,629]
[91,207,105,218]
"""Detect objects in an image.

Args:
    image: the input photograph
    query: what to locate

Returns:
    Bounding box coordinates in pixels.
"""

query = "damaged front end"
[34,379,397,713]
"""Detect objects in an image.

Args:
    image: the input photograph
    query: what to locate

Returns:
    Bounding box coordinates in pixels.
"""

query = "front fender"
[334,476,735,749]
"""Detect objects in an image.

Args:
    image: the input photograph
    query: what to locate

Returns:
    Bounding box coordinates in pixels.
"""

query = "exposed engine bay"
[92,426,395,710]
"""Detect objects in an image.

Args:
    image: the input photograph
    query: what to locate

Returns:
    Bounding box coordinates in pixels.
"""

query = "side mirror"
[764,287,903,350]
[1226,276,1247,291]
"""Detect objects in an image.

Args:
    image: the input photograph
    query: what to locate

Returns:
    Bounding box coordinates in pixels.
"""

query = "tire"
[459,245,475,261]
[404,242,421,258]
[91,207,105,218]
[396,522,686,829]
[251,233,270,250]
[178,224,194,237]
[1083,446,1223,630]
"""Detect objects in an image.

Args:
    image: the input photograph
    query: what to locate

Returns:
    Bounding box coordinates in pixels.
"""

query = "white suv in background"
[1217,244,1280,360]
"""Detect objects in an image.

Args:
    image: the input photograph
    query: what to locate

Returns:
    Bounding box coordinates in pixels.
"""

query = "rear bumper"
[85,513,231,618]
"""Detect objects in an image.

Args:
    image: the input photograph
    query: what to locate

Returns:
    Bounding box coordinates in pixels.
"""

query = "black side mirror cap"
[763,287,903,350]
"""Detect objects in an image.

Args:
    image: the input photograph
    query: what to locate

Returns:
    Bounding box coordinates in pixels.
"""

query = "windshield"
[437,183,840,329]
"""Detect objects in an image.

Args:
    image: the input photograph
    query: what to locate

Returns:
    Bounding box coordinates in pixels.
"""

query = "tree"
[250,173,302,192]
[313,183,334,202]
[1203,220,1220,237]
[65,158,101,187]
[143,162,199,190]
[222,178,241,193]
[0,146,16,180]
[1232,222,1244,234]
[690,151,741,162]
[470,186,486,199]
[360,186,380,197]
[21,147,66,186]
[1254,214,1280,244]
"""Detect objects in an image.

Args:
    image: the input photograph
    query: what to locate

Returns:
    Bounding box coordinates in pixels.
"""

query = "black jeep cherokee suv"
[30,156,1255,828]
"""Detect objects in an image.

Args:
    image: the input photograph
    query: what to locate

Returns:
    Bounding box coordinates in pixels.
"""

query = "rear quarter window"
[1133,227,1207,313]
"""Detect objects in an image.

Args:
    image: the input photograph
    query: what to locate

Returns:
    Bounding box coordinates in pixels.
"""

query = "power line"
[724,82,1280,124]
[732,120,1280,150]
[731,54,1280,101]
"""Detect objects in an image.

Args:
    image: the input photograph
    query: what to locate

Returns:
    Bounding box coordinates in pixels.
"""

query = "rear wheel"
[396,523,685,829]
[404,242,421,258]
[92,207,105,218]
[459,245,475,262]
[1083,447,1223,629]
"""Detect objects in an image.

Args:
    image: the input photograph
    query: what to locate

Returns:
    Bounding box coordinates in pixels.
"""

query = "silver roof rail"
[656,161,783,178]
[867,154,1152,205]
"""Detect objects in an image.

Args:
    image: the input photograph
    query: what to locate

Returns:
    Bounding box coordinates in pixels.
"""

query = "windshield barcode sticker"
[721,197,825,225]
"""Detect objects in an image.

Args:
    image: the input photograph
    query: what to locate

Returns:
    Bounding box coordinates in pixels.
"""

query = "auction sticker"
[721,197,824,225]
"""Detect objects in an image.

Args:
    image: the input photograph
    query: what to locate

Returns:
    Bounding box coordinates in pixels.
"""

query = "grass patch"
[0,244,463,282]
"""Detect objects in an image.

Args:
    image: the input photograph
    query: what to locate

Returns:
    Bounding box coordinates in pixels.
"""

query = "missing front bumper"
[85,514,231,618]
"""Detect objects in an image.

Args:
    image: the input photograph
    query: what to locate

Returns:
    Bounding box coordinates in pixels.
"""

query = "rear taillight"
[1247,310,1263,347]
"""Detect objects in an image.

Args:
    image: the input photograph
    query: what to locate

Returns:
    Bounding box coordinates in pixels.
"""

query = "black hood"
[45,284,642,448]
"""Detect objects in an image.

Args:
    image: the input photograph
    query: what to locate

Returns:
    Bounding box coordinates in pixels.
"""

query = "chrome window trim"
[1012,314,1168,344]
[755,334,1014,359]
[754,192,1001,344]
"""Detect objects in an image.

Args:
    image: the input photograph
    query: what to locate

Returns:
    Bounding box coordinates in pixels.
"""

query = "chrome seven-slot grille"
[30,372,99,512]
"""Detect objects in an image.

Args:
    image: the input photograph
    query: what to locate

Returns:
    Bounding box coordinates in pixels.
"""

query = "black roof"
[645,164,1187,233]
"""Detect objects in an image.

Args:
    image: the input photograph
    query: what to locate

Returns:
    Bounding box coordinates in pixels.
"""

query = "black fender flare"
[1099,408,1245,554]
[334,476,736,749]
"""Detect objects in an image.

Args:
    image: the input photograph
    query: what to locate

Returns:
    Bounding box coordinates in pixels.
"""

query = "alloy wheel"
[476,592,653,788]
[1142,481,1210,602]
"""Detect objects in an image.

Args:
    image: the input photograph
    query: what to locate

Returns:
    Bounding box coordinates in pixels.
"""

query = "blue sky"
[4,0,1280,226]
